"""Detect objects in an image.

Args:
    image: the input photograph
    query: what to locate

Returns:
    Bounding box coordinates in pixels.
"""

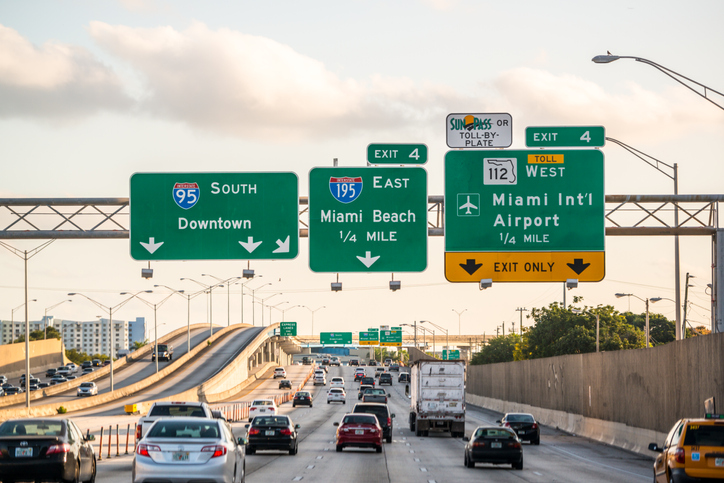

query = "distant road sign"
[380,328,402,347]
[442,349,460,360]
[526,126,605,147]
[359,331,379,346]
[367,144,428,164]
[446,113,512,148]
[309,167,427,272]
[280,322,297,337]
[444,149,604,283]
[320,332,353,345]
[130,172,298,261]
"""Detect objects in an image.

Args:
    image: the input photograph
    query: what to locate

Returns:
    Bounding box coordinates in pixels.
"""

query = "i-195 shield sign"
[329,177,363,204]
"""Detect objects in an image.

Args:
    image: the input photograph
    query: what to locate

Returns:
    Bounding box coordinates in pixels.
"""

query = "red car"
[334,413,383,453]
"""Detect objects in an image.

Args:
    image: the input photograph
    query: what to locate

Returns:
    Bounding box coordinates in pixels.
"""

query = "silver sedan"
[132,417,245,483]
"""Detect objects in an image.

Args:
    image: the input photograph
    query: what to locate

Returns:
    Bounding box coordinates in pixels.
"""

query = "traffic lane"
[74,326,262,417]
[382,370,654,483]
[4,327,218,409]
[227,364,314,404]
[240,365,393,483]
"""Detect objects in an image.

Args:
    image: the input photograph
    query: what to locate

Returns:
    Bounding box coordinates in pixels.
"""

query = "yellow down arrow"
[445,251,605,283]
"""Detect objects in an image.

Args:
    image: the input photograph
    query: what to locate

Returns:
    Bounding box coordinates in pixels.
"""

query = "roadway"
[1,326,225,410]
[92,364,655,482]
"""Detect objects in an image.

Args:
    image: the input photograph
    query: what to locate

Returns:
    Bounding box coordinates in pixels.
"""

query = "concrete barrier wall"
[467,332,724,434]
[0,339,67,379]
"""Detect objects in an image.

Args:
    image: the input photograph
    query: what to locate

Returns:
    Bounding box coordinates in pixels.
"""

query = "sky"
[1,0,722,342]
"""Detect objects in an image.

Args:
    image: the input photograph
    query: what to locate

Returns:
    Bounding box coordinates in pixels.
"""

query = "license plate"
[716,458,724,467]
[518,430,525,435]
[265,430,275,436]
[172,452,189,461]
[355,430,364,435]
[259,409,266,413]
[491,442,502,449]
[15,447,32,457]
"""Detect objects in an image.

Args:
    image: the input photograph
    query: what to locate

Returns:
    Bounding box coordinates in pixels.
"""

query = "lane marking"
[406,443,411,446]
[420,467,428,472]
[306,465,315,469]
[534,472,542,476]
[293,477,303,481]
[316,456,323,459]
[409,450,415,453]
[548,445,650,480]
[414,458,420,462]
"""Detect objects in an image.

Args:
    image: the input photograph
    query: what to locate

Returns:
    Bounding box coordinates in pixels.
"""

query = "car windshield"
[343,415,377,425]
[366,389,385,395]
[147,421,219,439]
[252,400,274,406]
[683,425,724,446]
[149,405,206,417]
[506,414,535,423]
[0,421,64,436]
[80,383,95,388]
[475,428,515,439]
[252,417,290,427]
[157,345,168,351]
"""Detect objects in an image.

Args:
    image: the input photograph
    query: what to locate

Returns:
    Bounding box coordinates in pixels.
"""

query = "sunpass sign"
[130,172,299,261]
[446,113,512,148]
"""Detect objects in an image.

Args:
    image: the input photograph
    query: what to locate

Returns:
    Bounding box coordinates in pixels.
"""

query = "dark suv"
[379,373,393,386]
[353,403,394,443]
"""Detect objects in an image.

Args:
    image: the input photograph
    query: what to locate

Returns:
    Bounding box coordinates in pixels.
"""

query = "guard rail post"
[125,424,130,454]
[98,427,104,461]
[106,425,112,459]
[116,424,120,456]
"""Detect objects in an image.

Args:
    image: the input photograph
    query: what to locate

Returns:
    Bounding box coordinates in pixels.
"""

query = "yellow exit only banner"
[445,251,604,283]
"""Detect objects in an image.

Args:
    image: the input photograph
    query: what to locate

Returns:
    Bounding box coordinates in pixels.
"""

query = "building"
[0,315,146,357]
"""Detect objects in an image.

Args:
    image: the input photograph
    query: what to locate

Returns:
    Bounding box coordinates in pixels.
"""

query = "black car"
[46,368,58,378]
[498,413,540,445]
[81,361,92,369]
[0,418,97,482]
[368,361,377,367]
[352,403,394,443]
[5,387,23,395]
[360,376,375,387]
[389,364,400,372]
[348,359,359,366]
[358,384,373,400]
[292,391,313,407]
[378,373,393,386]
[245,415,299,455]
[464,426,523,470]
[278,379,292,390]
[398,372,410,383]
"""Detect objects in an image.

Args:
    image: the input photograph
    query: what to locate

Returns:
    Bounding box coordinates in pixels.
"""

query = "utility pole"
[683,272,694,338]
[516,307,528,332]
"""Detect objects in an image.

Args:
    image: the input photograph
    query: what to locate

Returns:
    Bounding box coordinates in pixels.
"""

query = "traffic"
[0,355,672,482]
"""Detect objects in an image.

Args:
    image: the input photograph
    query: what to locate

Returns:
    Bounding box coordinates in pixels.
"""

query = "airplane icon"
[459,195,478,215]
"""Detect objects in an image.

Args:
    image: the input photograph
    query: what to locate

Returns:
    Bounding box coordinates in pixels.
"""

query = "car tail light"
[675,448,685,464]
[503,422,511,428]
[248,428,260,435]
[46,443,71,455]
[137,444,161,457]
[136,424,142,440]
[507,441,521,449]
[387,417,391,427]
[269,407,276,412]
[201,445,227,458]
[472,441,486,448]
[532,423,538,429]
[280,428,293,436]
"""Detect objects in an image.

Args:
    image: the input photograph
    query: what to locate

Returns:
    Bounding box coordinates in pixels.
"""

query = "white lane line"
[293,477,303,481]
[324,448,329,451]
[414,458,420,462]
[406,442,411,446]
[420,467,428,472]
[409,449,415,453]
[428,480,437,483]
[316,456,323,459]
[307,465,315,469]
[534,472,542,476]
[548,445,650,480]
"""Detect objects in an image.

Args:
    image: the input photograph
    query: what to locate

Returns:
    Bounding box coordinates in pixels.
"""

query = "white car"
[273,367,287,379]
[329,377,345,389]
[248,399,278,422]
[313,374,326,386]
[56,366,72,377]
[77,381,98,397]
[327,388,346,404]
[66,363,78,373]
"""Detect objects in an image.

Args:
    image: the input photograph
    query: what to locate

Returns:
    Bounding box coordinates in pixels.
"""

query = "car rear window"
[0,421,64,436]
[330,388,344,393]
[296,392,309,397]
[252,417,289,427]
[252,400,274,406]
[506,414,535,423]
[149,405,207,417]
[148,421,219,439]
[683,424,724,446]
[343,415,377,425]
[475,428,516,439]
[354,405,389,423]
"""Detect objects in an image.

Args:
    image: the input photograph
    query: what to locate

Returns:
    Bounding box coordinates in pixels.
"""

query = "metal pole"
[109,307,114,392]
[209,288,213,338]
[674,164,682,340]
[596,314,600,352]
[414,321,417,350]
[683,272,691,338]
[563,283,566,309]
[187,295,191,354]
[645,299,650,348]
[24,251,29,409]
[227,283,230,327]
[715,230,724,333]
[154,304,158,374]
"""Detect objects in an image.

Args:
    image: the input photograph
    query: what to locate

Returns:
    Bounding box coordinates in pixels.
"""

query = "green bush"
[57,406,67,414]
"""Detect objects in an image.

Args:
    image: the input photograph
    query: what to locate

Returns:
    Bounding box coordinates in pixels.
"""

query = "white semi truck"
[408,359,466,437]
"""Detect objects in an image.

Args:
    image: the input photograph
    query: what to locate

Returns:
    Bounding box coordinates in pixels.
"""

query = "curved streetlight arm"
[615,292,646,304]
[605,137,675,181]
[592,54,724,110]
[420,320,448,334]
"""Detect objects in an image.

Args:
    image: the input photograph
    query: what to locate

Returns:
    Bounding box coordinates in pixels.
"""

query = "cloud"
[491,67,724,142]
[0,24,131,119]
[88,21,463,140]
[421,0,458,10]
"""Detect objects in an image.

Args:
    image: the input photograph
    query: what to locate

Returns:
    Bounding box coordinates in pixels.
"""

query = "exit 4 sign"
[526,126,605,148]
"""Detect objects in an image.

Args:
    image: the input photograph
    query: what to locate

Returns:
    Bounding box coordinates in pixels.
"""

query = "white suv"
[273,367,287,379]
[313,373,327,386]
[248,399,278,422]
[330,377,345,389]
[327,388,346,404]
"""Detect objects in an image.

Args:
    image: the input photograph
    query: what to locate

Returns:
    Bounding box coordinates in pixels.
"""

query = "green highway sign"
[359,331,379,346]
[526,126,605,148]
[309,167,428,272]
[320,332,353,345]
[442,349,460,360]
[380,328,402,347]
[279,322,297,337]
[367,144,428,164]
[130,172,298,261]
[445,150,604,253]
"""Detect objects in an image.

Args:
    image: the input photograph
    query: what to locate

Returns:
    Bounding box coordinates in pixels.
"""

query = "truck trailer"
[408,359,465,437]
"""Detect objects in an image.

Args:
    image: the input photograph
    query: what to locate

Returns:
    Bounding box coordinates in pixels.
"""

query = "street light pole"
[452,309,467,336]
[303,306,326,336]
[203,274,241,327]
[235,277,261,325]
[123,292,180,374]
[154,285,194,352]
[615,293,651,348]
[258,293,282,326]
[43,299,72,340]
[248,282,273,326]
[182,278,224,338]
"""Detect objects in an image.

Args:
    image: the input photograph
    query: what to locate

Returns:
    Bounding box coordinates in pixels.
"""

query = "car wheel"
[466,452,475,468]
[514,458,524,470]
[247,447,255,455]
[336,444,343,452]
[293,403,296,407]
[86,456,96,483]
[289,443,297,455]
[327,401,330,404]
[64,460,80,483]
[376,445,382,453]
[668,472,675,483]
[533,437,540,445]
